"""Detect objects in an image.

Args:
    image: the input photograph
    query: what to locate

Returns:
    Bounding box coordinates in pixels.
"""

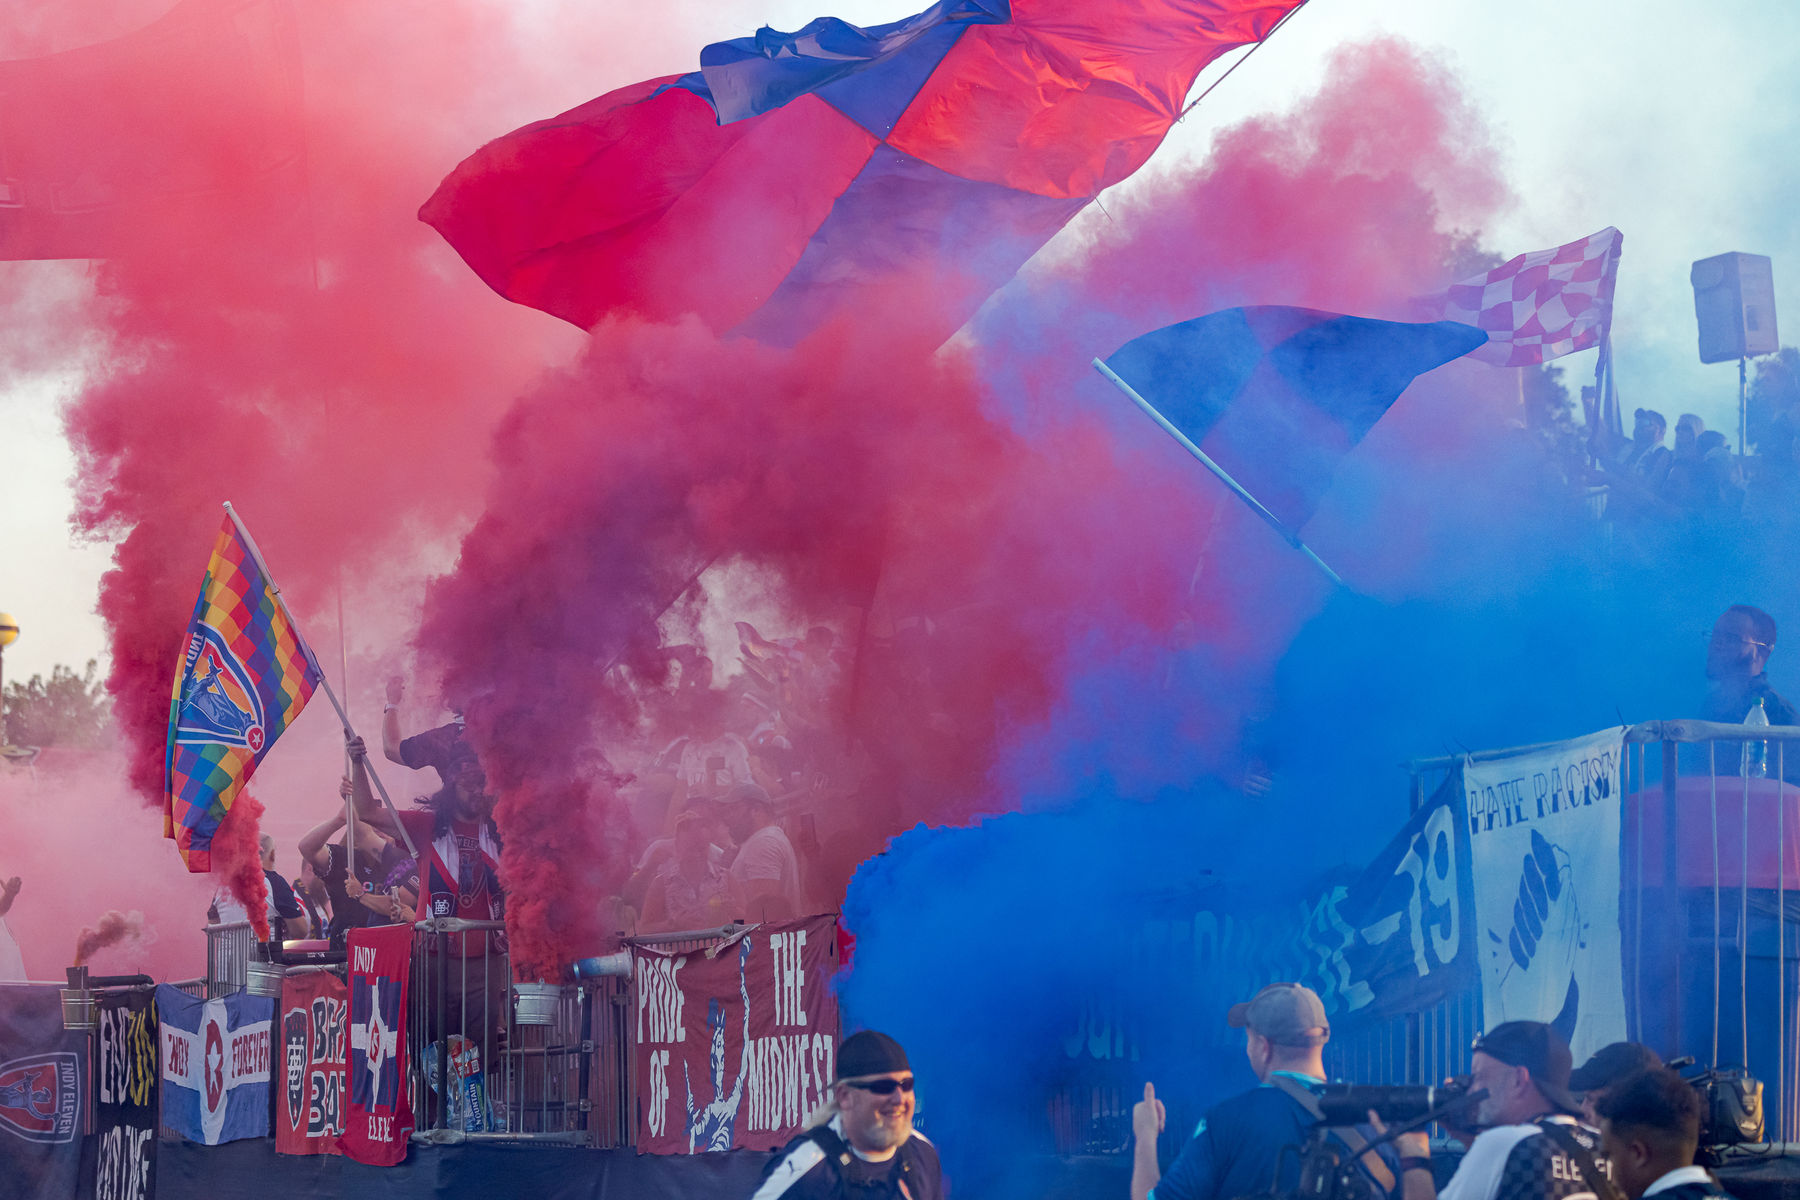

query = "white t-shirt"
[210,876,274,926]
[729,824,801,915]
[0,918,25,982]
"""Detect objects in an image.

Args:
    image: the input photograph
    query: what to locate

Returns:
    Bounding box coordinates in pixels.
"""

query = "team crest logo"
[0,1053,80,1144]
[175,624,266,752]
[283,1008,309,1130]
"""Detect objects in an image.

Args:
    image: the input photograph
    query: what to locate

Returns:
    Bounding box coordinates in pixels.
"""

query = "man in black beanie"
[751,1030,941,1200]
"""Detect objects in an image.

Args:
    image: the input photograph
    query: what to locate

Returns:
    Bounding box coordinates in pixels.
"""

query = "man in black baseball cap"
[1415,1021,1615,1200]
[750,1030,940,1200]
[1572,1042,1662,1126]
[1132,983,1404,1200]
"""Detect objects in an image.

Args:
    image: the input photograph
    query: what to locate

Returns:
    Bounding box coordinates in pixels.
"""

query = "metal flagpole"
[337,572,355,879]
[222,501,419,859]
[1092,358,1346,588]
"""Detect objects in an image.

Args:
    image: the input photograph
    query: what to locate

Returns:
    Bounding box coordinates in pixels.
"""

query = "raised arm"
[347,736,402,839]
[1131,1082,1167,1200]
[298,798,349,872]
[382,677,407,765]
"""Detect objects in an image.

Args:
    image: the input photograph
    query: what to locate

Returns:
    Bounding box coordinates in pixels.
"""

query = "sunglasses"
[843,1076,915,1095]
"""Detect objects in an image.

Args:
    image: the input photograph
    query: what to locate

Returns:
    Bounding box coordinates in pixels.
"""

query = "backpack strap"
[1265,1075,1398,1196]
[1534,1119,1624,1200]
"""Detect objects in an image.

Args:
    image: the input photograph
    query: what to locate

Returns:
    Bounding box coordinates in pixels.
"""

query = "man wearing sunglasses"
[751,1030,940,1200]
[1702,606,1796,727]
[1132,982,1405,1200]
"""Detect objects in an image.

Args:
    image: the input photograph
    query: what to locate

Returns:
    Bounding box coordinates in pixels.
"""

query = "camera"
[1685,1066,1764,1159]
[1317,1078,1477,1125]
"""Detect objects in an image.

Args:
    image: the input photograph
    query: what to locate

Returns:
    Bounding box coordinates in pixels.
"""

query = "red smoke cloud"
[417,319,1148,977]
[15,0,1522,990]
[5,0,609,916]
[73,908,146,968]
[419,36,1521,978]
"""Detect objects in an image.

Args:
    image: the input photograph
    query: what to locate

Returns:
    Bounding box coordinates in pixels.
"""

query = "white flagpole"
[1091,359,1345,588]
[221,501,418,859]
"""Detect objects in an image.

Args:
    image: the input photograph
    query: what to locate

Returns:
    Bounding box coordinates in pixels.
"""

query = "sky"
[2,0,1797,687]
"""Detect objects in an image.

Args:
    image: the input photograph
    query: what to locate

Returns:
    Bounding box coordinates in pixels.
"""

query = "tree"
[2,660,113,748]
[1747,346,1800,454]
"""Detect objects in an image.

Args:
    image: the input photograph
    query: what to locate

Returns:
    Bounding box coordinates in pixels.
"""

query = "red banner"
[633,915,840,1155]
[276,971,346,1156]
[339,923,413,1165]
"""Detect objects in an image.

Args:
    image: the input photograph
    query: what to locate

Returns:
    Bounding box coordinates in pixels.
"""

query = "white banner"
[1463,727,1626,1064]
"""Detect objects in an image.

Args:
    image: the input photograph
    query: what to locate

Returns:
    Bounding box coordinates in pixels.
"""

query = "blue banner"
[156,985,272,1145]
[0,984,86,1200]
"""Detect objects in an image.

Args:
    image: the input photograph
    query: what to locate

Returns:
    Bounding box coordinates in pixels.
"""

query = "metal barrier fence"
[203,921,255,998]
[199,918,758,1148]
[1405,718,1800,1139]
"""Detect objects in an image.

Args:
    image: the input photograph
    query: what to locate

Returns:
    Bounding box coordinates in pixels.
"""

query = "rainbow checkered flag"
[165,511,321,871]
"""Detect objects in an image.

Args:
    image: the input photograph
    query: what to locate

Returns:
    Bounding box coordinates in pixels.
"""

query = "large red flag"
[421,0,1304,346]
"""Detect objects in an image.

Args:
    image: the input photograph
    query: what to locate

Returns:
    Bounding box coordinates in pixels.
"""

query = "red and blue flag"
[165,513,321,872]
[420,0,1306,346]
[1105,306,1488,530]
[339,923,413,1165]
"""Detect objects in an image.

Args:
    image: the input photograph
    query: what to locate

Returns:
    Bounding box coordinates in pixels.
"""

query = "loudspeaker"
[1691,252,1779,363]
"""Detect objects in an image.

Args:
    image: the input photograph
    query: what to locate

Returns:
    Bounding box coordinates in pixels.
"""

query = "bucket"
[61,967,95,1032]
[512,982,563,1026]
[245,960,286,999]
[60,988,95,1031]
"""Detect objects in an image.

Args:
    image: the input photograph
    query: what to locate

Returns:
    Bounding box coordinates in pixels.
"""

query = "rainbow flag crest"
[165,512,320,871]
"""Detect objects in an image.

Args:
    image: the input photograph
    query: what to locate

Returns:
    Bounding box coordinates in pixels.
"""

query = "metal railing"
[1403,719,1800,1138]
[202,922,255,998]
[407,917,593,1144]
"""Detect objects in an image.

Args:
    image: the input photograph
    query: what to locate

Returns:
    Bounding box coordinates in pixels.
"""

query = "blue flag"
[155,985,273,1145]
[0,986,86,1200]
[1105,306,1488,530]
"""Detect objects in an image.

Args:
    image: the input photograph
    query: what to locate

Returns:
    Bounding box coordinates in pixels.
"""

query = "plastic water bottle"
[1743,697,1770,778]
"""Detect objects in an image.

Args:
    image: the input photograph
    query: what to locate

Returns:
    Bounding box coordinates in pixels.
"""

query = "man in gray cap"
[751,1030,940,1200]
[1132,982,1403,1200]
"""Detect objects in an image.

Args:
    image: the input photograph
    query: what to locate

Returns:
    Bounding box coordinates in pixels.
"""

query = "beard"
[855,1106,913,1151]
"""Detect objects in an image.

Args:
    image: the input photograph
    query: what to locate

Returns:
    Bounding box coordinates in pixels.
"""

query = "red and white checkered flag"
[1433,227,1623,367]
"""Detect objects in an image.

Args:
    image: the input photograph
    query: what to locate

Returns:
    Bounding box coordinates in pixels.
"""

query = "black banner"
[95,989,158,1200]
[0,984,86,1200]
[1331,772,1476,1022]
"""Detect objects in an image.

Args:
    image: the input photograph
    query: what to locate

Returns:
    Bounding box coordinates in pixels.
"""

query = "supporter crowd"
[231,618,858,949]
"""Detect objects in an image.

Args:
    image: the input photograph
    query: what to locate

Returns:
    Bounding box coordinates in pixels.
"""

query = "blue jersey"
[1153,1073,1399,1200]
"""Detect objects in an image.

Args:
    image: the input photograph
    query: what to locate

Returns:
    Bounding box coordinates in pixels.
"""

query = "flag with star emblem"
[166,510,323,871]
[339,923,413,1165]
[155,985,273,1145]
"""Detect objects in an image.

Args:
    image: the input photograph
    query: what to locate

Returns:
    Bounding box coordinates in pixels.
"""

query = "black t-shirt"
[399,721,472,788]
[318,842,383,945]
[264,869,304,920]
